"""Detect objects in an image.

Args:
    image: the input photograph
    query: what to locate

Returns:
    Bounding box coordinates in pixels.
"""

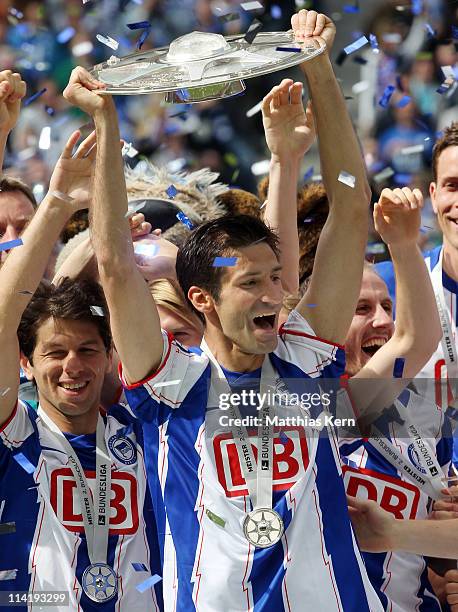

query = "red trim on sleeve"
[119,330,174,390]
[0,401,18,433]
[278,325,345,350]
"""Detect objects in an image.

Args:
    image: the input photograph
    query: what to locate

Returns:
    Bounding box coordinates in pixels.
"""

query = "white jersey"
[0,400,163,611]
[340,388,452,612]
[121,310,383,612]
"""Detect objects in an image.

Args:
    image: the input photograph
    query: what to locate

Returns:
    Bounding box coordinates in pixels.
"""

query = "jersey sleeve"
[119,329,208,423]
[276,309,346,379]
[0,400,41,476]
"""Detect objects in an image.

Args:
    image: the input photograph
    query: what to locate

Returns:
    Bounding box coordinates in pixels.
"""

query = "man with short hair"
[0,131,162,610]
[63,9,385,610]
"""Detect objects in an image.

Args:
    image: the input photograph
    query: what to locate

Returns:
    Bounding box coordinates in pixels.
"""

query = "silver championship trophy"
[90,29,325,103]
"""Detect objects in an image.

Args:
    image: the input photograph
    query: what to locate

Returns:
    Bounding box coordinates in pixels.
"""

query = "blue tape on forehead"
[213,257,238,267]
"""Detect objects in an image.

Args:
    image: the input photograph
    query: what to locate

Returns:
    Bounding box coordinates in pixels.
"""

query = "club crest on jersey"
[108,435,137,465]
[407,443,427,475]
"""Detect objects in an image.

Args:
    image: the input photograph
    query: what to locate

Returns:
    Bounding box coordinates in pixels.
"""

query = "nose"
[260,279,284,305]
[62,352,85,376]
[0,225,20,243]
[372,304,392,328]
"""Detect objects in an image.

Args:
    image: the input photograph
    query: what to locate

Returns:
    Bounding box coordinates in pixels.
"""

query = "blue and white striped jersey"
[0,400,163,611]
[121,310,384,612]
[340,388,452,612]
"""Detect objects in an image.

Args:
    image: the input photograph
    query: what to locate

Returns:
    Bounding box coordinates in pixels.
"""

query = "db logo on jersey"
[343,465,420,519]
[214,427,309,497]
[50,468,139,534]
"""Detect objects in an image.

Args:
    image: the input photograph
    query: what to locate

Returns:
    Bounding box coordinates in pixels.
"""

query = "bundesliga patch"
[108,434,137,465]
[343,465,420,519]
[407,443,427,475]
[213,427,309,497]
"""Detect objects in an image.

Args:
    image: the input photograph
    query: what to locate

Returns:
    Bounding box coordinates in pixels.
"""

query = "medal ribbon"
[38,408,112,564]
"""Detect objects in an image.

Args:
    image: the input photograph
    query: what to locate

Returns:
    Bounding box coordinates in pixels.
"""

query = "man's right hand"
[63,66,111,117]
[0,70,26,133]
[291,9,336,54]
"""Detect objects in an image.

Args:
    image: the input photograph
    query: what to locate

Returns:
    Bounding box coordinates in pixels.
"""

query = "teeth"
[255,313,276,318]
[61,382,86,390]
[361,339,387,348]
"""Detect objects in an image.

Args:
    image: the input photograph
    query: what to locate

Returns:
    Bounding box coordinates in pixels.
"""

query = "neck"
[442,240,458,281]
[39,398,99,435]
[203,327,264,373]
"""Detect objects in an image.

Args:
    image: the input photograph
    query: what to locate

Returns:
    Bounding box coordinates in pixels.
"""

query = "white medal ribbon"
[38,408,112,565]
[431,249,458,402]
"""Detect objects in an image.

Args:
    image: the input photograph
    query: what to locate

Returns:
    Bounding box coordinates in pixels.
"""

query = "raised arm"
[261,78,315,295]
[0,131,95,425]
[0,70,26,169]
[355,187,441,380]
[291,10,371,344]
[63,67,163,384]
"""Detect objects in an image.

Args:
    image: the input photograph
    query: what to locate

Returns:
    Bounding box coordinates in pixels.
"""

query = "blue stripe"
[315,437,372,611]
[361,552,389,609]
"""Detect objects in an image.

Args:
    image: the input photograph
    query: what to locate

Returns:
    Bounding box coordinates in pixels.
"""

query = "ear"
[188,286,215,318]
[430,181,438,214]
[19,352,34,381]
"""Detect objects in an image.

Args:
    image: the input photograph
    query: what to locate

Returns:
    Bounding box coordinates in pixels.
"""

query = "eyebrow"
[235,264,283,280]
[41,340,100,351]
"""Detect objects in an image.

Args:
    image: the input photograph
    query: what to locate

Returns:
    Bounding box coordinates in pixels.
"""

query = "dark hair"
[18,277,112,362]
[0,175,37,210]
[432,122,458,181]
[176,214,280,322]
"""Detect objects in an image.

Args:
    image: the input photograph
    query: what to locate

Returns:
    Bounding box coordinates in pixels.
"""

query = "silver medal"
[243,508,284,548]
[82,563,118,603]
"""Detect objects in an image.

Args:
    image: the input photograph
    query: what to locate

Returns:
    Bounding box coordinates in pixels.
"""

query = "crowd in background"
[0,0,456,254]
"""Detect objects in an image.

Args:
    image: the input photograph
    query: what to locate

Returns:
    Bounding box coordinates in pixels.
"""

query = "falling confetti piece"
[270,4,282,18]
[213,257,238,267]
[0,388,10,397]
[13,453,36,474]
[343,36,368,55]
[132,562,149,571]
[246,100,263,118]
[244,19,263,44]
[0,238,23,252]
[134,243,159,258]
[24,88,47,106]
[96,34,119,50]
[89,306,104,317]
[166,185,178,199]
[338,171,356,188]
[373,167,394,182]
[393,357,405,378]
[303,166,314,182]
[369,33,379,53]
[57,27,76,44]
[276,46,301,52]
[424,23,436,39]
[412,0,422,15]
[396,95,411,108]
[45,105,55,116]
[217,12,240,23]
[136,574,162,593]
[137,28,151,50]
[0,569,17,581]
[127,21,151,30]
[176,212,194,230]
[241,1,264,11]
[401,143,424,155]
[279,431,289,444]
[366,243,385,255]
[379,85,395,108]
[38,126,51,150]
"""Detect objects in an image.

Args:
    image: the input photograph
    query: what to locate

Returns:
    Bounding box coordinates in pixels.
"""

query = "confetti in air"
[176,212,194,230]
[13,453,36,474]
[276,47,301,53]
[136,574,162,593]
[0,238,23,252]
[343,36,368,55]
[213,257,238,267]
[0,522,16,536]
[152,380,181,389]
[132,563,149,572]
[89,306,104,317]
[24,88,47,106]
[127,21,151,30]
[369,33,379,53]
[96,34,119,50]
[338,171,356,188]
[244,19,263,44]
[166,184,178,199]
[241,1,264,12]
[379,85,395,108]
[393,357,405,378]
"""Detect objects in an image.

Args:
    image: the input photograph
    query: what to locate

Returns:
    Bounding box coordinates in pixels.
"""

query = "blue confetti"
[424,23,436,39]
[343,36,368,55]
[13,453,36,474]
[270,4,282,18]
[0,238,23,252]
[342,457,359,469]
[303,166,314,182]
[57,27,76,44]
[379,85,395,108]
[393,357,405,378]
[244,18,263,44]
[213,257,238,267]
[343,4,359,13]
[395,75,404,92]
[452,25,458,40]
[136,574,162,593]
[166,185,178,199]
[177,88,190,101]
[279,431,289,444]
[45,105,55,116]
[437,79,454,95]
[412,0,422,15]
[394,173,412,184]
[396,95,411,108]
[24,88,47,106]
[303,217,313,223]
[276,47,301,52]
[132,562,148,572]
[127,21,151,30]
[369,33,379,53]
[176,212,194,230]
[137,27,151,50]
[352,55,367,65]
